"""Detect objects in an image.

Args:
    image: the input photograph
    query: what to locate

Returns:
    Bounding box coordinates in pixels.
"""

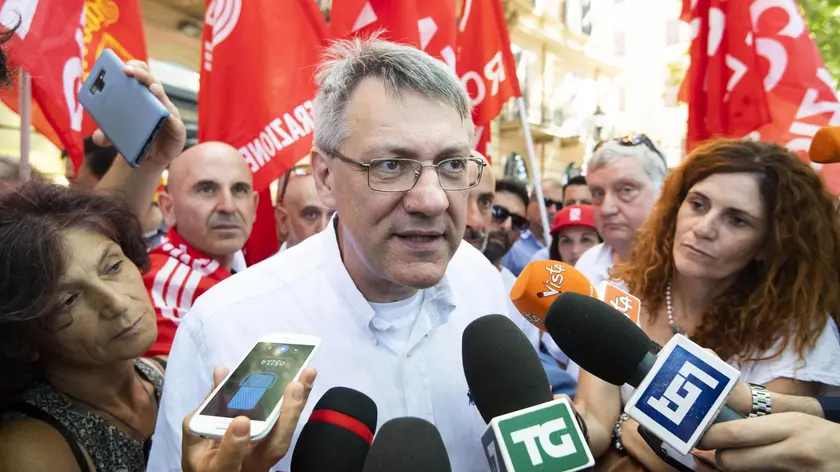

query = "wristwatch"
[748,383,772,417]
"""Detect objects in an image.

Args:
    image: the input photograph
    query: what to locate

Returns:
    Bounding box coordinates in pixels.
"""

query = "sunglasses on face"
[616,134,667,166]
[492,205,530,232]
[543,198,562,210]
[277,164,313,204]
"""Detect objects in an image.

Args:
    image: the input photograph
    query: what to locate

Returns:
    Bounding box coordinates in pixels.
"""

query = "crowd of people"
[0,30,839,472]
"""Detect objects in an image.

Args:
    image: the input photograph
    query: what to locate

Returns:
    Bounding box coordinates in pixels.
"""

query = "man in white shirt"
[575,138,667,287]
[148,38,508,472]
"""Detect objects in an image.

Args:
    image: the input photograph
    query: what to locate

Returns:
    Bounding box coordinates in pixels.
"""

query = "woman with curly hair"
[571,139,840,470]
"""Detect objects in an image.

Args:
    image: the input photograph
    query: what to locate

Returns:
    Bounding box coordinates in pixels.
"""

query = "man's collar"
[321,214,456,336]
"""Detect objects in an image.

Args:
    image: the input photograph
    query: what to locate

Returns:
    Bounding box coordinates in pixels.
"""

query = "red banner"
[681,0,840,193]
[199,0,327,265]
[199,0,327,192]
[330,0,421,47]
[80,0,148,137]
[1,0,145,171]
[456,0,522,163]
[417,0,457,70]
[0,0,86,169]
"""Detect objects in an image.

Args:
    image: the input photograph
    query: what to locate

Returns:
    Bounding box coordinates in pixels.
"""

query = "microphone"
[809,126,840,164]
[545,292,743,455]
[290,386,378,471]
[463,314,594,471]
[361,417,451,472]
[509,260,596,332]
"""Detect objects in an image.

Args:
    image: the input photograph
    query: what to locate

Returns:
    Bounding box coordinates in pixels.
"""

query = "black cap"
[291,386,378,472]
[362,418,451,472]
[545,292,655,386]
[462,314,552,423]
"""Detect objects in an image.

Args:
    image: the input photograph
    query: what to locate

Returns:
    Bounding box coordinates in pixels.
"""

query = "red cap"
[551,204,596,235]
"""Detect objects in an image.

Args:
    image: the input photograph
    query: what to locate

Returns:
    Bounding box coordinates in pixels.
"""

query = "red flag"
[199,0,327,265]
[243,188,278,267]
[0,0,86,169]
[80,0,148,137]
[199,0,327,191]
[330,0,420,47]
[681,0,840,193]
[456,0,522,163]
[417,0,457,69]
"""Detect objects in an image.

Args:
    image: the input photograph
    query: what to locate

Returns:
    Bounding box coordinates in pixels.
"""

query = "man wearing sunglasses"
[501,178,565,276]
[274,164,335,251]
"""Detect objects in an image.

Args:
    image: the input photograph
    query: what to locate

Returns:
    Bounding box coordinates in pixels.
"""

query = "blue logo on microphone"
[634,345,730,443]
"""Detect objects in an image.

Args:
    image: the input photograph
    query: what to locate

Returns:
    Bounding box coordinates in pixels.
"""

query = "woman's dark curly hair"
[0,19,19,89]
[613,139,840,362]
[0,178,149,406]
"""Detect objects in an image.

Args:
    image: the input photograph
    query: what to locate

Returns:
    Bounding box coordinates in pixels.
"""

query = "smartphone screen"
[200,342,315,421]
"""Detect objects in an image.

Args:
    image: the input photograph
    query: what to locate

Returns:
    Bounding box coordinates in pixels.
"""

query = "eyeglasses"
[329,150,486,193]
[277,164,312,204]
[492,205,530,232]
[617,134,667,166]
[543,198,562,210]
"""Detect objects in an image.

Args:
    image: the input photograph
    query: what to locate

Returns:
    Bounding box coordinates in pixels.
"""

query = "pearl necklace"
[665,282,683,335]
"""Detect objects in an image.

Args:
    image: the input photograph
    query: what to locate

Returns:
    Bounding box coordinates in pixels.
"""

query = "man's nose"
[404,168,449,217]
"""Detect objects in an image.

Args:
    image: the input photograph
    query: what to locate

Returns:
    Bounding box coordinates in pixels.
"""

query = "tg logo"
[483,398,594,472]
[509,418,577,466]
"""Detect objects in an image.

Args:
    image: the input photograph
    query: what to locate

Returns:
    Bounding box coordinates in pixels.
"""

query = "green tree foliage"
[800,0,840,88]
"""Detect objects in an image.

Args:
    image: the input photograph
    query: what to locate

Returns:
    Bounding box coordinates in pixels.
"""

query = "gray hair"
[313,36,473,154]
[587,141,668,189]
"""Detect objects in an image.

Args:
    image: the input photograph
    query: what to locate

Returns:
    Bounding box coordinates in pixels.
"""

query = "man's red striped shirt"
[143,229,232,357]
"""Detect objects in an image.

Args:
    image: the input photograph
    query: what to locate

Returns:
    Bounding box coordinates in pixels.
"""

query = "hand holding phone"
[80,50,186,168]
[181,365,317,472]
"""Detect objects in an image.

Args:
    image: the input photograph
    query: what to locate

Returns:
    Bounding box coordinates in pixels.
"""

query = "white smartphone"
[189,333,321,441]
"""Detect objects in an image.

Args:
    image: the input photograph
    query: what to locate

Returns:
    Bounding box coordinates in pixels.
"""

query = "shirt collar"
[319,215,456,338]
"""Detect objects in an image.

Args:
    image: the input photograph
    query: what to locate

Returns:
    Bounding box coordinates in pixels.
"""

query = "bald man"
[275,166,334,251]
[143,142,258,358]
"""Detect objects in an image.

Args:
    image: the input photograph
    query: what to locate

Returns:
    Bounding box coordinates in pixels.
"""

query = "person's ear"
[158,192,177,228]
[275,204,289,240]
[311,148,336,209]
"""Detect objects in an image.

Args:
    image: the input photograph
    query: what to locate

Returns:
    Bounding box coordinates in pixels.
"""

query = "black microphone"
[361,417,451,472]
[544,292,744,423]
[462,314,552,423]
[290,386,378,471]
[463,314,594,471]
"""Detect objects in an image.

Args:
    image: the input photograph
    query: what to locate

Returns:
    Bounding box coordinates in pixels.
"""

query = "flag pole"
[19,70,31,182]
[516,96,551,246]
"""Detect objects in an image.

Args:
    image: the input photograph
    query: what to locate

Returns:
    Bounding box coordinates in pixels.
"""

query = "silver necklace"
[666,282,683,335]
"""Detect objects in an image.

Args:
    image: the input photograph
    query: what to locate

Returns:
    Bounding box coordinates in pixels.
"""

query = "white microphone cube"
[625,334,740,455]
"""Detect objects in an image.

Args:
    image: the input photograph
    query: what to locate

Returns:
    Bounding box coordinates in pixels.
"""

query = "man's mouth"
[395,231,444,243]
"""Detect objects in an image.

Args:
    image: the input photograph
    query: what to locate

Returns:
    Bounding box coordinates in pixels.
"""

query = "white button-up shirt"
[574,242,614,289]
[147,220,510,472]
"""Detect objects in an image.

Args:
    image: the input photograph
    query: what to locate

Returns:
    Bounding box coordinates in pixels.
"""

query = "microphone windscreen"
[809,126,840,164]
[545,292,655,386]
[291,386,378,472]
[362,417,451,472]
[509,260,596,331]
[462,314,552,423]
